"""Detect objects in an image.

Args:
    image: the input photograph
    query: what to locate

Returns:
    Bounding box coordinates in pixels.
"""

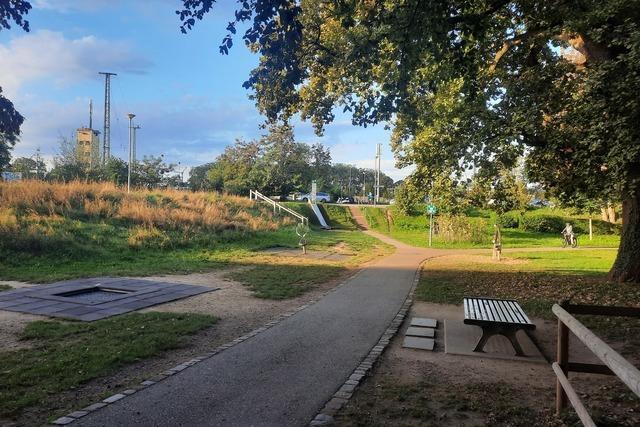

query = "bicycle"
[561,232,578,248]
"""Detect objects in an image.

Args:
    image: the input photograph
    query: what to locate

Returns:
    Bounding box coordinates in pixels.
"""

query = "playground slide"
[310,203,331,229]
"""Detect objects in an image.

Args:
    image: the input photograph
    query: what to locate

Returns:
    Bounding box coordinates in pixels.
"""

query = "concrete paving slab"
[405,326,435,338]
[0,279,216,321]
[410,317,438,328]
[444,319,545,363]
[402,336,435,350]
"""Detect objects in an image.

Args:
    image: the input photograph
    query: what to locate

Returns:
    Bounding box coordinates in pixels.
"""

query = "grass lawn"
[417,249,640,344]
[0,312,217,419]
[228,264,346,299]
[0,226,387,285]
[362,206,620,249]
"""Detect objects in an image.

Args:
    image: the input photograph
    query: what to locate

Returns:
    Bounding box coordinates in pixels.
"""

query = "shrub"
[394,182,420,215]
[497,211,522,229]
[520,214,566,233]
[436,215,489,244]
[573,219,621,235]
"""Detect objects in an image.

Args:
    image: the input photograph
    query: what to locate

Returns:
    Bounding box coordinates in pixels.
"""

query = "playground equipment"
[309,202,330,229]
[249,190,308,225]
[296,223,310,254]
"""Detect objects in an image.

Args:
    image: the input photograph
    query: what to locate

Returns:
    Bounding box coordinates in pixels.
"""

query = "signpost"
[311,180,317,204]
[426,203,437,247]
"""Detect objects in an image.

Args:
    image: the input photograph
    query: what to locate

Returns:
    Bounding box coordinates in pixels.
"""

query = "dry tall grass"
[0,180,290,235]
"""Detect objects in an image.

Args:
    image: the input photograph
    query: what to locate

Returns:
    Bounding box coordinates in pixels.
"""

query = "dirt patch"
[0,311,45,351]
[335,302,640,426]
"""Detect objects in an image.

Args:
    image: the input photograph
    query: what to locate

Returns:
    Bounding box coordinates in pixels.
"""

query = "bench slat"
[482,299,496,321]
[488,299,505,322]
[496,299,516,323]
[475,298,487,321]
[505,300,523,323]
[506,300,525,324]
[509,300,532,324]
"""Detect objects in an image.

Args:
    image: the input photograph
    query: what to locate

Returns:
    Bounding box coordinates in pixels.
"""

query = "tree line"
[6,136,181,189]
[188,124,394,199]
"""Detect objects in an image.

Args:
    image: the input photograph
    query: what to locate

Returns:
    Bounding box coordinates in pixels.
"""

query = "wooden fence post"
[556,303,569,415]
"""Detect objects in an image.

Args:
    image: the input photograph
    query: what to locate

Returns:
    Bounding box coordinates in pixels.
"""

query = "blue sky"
[0,0,412,180]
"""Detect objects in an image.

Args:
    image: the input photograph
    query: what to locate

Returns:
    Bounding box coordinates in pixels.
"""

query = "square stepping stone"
[402,336,435,351]
[406,326,435,338]
[410,317,438,328]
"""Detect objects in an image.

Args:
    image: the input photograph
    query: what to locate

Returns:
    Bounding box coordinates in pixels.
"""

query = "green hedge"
[520,214,566,233]
[497,211,522,229]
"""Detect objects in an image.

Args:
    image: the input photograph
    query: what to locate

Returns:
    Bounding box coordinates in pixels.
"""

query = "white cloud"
[33,0,118,12]
[0,30,152,97]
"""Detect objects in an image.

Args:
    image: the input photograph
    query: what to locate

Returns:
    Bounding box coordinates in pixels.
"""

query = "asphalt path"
[75,211,439,427]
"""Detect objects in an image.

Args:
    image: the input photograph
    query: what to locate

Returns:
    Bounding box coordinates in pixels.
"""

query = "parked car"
[299,192,331,202]
[337,196,355,204]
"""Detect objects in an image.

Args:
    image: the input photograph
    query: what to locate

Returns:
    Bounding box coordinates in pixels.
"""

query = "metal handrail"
[249,190,308,225]
[552,303,640,425]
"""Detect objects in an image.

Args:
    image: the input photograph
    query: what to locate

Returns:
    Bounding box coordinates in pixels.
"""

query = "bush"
[573,218,621,235]
[394,182,420,215]
[436,215,489,244]
[497,211,522,229]
[520,214,566,233]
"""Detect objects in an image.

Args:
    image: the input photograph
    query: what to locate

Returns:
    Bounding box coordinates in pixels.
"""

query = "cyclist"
[561,222,575,247]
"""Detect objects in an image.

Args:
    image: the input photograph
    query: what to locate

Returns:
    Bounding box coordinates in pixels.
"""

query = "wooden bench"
[463,297,535,356]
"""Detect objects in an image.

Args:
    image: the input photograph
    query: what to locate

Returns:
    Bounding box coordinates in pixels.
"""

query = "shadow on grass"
[0,312,217,420]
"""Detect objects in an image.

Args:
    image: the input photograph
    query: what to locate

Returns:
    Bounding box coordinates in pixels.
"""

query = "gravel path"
[74,214,444,427]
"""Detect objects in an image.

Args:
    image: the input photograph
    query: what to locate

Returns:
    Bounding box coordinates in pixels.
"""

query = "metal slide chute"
[309,202,331,229]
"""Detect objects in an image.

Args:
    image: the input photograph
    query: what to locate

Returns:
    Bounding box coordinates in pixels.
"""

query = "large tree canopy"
[0,0,31,171]
[179,0,640,282]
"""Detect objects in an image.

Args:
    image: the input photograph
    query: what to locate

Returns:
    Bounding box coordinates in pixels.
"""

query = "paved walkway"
[76,208,441,427]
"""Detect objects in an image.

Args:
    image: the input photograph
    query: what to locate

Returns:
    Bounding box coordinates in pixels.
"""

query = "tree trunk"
[609,189,640,283]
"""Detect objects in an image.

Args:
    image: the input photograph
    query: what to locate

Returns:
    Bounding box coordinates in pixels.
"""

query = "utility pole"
[374,143,381,205]
[132,124,141,165]
[99,72,117,162]
[362,171,366,200]
[127,113,136,193]
[89,99,93,129]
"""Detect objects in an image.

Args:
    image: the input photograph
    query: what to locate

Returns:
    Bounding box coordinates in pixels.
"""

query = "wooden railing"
[249,190,308,225]
[553,302,640,426]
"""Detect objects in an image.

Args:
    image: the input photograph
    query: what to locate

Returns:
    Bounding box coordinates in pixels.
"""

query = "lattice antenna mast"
[98,72,117,162]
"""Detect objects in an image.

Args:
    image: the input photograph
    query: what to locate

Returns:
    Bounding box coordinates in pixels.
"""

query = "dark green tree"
[134,155,176,189]
[207,138,262,194]
[0,1,30,170]
[188,162,216,191]
[179,0,640,282]
[10,156,46,179]
[254,123,311,197]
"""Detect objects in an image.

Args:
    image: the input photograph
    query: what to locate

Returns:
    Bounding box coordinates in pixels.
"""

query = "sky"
[0,0,413,181]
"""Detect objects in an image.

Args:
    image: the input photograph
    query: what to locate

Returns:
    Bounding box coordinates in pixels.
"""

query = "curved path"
[76,208,442,427]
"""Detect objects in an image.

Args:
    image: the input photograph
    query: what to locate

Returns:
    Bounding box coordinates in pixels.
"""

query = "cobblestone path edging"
[309,260,425,426]
[51,270,366,426]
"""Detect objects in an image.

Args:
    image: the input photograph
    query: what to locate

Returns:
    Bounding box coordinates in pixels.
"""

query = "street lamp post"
[127,113,136,193]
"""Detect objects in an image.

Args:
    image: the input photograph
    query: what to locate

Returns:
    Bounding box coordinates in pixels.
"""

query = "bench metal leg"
[505,330,525,356]
[473,327,526,356]
[473,328,494,353]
